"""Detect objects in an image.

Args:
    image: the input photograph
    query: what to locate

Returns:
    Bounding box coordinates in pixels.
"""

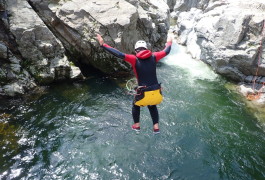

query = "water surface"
[1,44,265,179]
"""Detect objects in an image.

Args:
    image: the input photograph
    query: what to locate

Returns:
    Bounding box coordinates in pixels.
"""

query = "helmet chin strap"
[135,47,147,53]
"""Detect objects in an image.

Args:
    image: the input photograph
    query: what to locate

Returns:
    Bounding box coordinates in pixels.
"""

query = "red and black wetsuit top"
[101,42,172,86]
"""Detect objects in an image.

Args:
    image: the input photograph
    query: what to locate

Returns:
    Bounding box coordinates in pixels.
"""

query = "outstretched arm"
[153,36,173,62]
[96,34,125,59]
[96,34,137,65]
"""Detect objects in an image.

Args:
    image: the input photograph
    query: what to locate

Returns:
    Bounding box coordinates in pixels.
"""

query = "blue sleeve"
[101,43,125,59]
[163,43,172,55]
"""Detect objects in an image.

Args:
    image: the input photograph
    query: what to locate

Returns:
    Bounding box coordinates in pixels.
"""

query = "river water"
[1,44,265,179]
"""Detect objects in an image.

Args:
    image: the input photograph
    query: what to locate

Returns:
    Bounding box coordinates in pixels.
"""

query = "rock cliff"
[0,0,36,96]
[28,0,169,74]
[0,0,84,97]
[172,0,265,103]
[0,0,170,97]
[173,0,265,82]
[2,0,264,101]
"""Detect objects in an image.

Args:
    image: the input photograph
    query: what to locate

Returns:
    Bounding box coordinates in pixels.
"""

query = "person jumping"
[96,34,172,134]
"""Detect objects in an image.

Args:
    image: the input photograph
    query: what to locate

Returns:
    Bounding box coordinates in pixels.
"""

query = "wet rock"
[260,77,265,84]
[28,0,170,75]
[166,0,177,12]
[245,76,254,83]
[173,0,212,14]
[70,66,84,80]
[255,83,264,91]
[0,43,7,59]
[7,0,84,84]
[1,0,169,97]
[172,0,265,106]
[0,0,38,97]
[173,0,265,82]
[3,82,24,96]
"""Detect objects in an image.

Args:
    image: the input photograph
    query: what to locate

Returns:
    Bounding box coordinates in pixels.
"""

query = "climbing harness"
[125,78,163,106]
[134,84,163,107]
[247,20,265,101]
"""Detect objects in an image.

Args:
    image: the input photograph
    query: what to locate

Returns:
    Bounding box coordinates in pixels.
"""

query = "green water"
[1,44,265,179]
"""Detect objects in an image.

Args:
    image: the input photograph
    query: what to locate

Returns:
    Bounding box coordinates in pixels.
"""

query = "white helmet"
[134,40,147,50]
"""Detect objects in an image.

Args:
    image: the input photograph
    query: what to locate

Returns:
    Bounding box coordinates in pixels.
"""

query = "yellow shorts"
[134,89,163,107]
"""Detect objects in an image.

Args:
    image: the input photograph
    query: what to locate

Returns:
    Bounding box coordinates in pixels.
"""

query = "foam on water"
[162,42,218,81]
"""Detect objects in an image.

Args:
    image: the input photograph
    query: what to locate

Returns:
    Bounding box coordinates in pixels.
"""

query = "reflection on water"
[1,44,265,179]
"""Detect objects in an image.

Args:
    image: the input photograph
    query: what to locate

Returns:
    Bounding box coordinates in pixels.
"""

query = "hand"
[167,35,173,44]
[96,34,104,46]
